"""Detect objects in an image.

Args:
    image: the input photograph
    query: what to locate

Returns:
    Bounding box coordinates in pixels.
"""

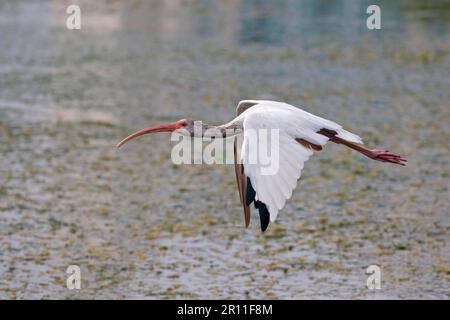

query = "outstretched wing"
[235,100,362,231]
[242,125,314,224]
[239,102,334,230]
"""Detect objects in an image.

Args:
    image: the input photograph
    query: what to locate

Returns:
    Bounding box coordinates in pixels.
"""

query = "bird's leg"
[335,138,407,165]
[318,129,407,166]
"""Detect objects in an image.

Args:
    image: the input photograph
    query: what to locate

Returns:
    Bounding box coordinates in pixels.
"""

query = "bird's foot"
[369,149,407,166]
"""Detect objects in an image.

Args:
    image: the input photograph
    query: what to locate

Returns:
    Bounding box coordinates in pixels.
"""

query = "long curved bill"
[117,122,179,148]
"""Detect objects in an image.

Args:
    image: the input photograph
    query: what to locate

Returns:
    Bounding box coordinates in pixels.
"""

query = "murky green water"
[0,0,449,299]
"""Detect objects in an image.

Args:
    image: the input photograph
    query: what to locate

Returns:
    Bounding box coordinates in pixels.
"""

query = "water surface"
[0,0,449,299]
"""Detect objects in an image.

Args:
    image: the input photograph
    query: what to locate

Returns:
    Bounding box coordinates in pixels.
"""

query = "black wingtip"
[245,177,256,206]
[245,178,270,232]
[255,201,270,232]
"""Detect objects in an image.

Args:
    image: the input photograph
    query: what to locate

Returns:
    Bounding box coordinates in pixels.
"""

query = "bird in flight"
[117,100,406,232]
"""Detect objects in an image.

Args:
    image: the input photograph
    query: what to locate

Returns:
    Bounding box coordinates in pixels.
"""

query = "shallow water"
[0,0,449,299]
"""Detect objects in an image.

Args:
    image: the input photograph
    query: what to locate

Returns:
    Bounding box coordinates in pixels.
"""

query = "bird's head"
[116,118,197,148]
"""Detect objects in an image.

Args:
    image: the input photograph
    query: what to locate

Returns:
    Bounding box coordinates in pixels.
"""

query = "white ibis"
[117,100,406,232]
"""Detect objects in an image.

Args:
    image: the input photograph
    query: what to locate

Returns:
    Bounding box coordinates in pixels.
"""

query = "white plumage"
[237,100,362,222]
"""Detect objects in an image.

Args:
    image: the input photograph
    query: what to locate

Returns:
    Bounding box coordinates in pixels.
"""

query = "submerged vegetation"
[0,0,449,299]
